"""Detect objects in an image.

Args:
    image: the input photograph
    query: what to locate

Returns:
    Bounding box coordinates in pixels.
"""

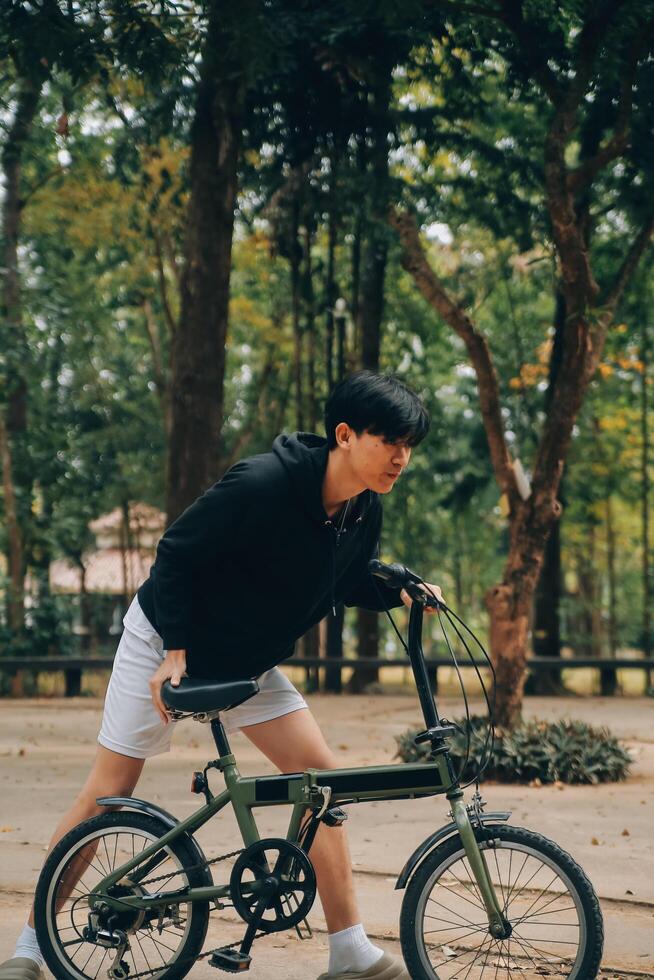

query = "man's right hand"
[149,649,187,725]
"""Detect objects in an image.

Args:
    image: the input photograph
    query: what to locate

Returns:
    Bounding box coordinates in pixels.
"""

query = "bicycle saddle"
[162,677,259,713]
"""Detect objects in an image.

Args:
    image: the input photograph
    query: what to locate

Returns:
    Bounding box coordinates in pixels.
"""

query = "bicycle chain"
[137,843,246,888]
[100,845,272,979]
[98,829,317,979]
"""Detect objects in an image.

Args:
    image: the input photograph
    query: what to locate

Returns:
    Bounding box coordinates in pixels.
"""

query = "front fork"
[449,793,512,940]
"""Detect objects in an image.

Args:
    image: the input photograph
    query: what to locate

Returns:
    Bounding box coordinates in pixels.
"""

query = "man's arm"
[342,509,404,611]
[343,571,405,612]
[151,460,256,652]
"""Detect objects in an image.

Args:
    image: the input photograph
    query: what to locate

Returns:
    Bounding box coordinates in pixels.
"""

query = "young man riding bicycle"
[2,370,441,980]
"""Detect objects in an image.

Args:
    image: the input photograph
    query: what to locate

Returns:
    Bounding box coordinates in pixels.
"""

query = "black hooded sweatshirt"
[137,432,404,680]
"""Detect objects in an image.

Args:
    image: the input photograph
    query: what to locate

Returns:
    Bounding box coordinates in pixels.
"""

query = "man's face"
[344,427,412,494]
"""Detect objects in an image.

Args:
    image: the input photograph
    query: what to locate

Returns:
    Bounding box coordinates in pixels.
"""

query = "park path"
[1,693,652,977]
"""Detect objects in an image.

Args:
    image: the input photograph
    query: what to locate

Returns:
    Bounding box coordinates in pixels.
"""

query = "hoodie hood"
[272,431,374,525]
[272,431,329,522]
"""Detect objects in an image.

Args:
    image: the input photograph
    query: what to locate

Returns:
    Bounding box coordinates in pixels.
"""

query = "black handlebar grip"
[368,559,423,588]
[369,559,403,584]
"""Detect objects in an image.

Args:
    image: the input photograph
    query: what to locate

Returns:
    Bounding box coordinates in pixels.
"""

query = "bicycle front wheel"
[34,811,211,980]
[400,824,603,979]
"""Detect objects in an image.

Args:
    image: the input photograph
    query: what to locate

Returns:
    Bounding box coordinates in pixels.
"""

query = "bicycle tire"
[34,811,211,980]
[400,824,603,979]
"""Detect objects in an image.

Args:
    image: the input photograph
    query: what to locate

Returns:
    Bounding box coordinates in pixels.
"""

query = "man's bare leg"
[26,746,145,927]
[239,708,360,933]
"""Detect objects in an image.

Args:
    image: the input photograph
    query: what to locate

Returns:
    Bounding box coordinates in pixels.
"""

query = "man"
[2,370,441,980]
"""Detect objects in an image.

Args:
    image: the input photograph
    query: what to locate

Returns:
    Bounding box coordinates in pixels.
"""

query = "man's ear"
[334,421,352,449]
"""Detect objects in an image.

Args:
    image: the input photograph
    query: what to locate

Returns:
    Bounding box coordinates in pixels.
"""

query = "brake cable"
[371,572,497,788]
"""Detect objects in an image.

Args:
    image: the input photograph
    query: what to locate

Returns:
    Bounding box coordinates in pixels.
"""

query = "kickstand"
[295,918,313,940]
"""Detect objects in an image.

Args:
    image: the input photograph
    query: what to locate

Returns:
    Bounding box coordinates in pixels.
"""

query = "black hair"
[324,370,430,450]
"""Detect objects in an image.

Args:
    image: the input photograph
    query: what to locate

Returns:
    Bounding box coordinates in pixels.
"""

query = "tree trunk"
[357,73,391,373]
[485,494,563,728]
[290,196,304,431]
[347,608,379,693]
[325,150,338,394]
[303,223,317,431]
[166,2,254,521]
[351,68,392,692]
[0,416,24,635]
[530,516,565,694]
[350,133,365,361]
[640,314,651,663]
[530,290,566,693]
[1,77,42,635]
[486,581,533,729]
[301,218,320,690]
[603,496,618,696]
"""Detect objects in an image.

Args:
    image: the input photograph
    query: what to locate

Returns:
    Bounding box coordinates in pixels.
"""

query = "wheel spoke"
[412,831,592,980]
[426,901,486,930]
[42,818,203,980]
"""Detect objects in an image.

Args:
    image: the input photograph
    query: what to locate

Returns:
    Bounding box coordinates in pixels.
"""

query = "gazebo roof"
[49,549,154,596]
[89,502,165,535]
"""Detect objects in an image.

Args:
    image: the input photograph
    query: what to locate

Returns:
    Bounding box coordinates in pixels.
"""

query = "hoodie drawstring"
[324,503,363,615]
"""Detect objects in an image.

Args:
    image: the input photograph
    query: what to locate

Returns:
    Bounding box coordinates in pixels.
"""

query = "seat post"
[210,717,232,757]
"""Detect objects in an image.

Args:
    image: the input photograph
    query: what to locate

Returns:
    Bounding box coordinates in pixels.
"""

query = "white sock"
[13,922,44,967]
[328,923,384,975]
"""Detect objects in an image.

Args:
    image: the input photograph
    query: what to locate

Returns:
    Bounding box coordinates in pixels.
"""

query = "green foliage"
[394,716,633,785]
[1,0,654,677]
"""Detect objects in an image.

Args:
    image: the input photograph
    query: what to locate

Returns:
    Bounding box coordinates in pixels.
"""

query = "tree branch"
[21,165,65,207]
[389,207,515,497]
[567,15,654,194]
[569,0,632,106]
[151,225,178,338]
[603,210,654,314]
[497,0,562,104]
[566,131,630,195]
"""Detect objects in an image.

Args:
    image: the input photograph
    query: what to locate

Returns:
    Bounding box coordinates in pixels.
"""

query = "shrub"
[394,716,633,785]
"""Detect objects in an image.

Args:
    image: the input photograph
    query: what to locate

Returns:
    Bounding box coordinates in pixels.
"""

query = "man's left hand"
[400,582,444,614]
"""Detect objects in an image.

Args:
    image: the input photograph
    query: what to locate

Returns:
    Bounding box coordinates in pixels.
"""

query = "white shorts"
[97,595,308,759]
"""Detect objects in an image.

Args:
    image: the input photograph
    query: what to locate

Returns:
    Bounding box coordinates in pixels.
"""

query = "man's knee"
[77,748,144,807]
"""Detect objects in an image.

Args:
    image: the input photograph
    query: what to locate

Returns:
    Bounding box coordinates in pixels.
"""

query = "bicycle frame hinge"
[303,784,332,818]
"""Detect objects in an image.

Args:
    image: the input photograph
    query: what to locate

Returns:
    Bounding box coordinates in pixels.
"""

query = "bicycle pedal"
[322,805,348,827]
[209,948,252,972]
[295,917,313,940]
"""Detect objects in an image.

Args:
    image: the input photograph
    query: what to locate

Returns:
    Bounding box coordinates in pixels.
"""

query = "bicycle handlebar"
[368,559,442,609]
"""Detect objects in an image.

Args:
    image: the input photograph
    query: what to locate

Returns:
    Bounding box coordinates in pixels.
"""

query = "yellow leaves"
[229,296,275,337]
[509,354,549,390]
[597,354,645,378]
[616,356,645,373]
[509,338,553,388]
[597,415,628,433]
[141,139,188,213]
[244,149,261,168]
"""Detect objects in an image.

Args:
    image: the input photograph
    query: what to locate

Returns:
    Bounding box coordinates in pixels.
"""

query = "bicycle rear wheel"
[400,824,603,979]
[34,811,211,980]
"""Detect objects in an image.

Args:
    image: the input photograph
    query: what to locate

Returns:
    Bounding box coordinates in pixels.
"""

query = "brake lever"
[403,580,445,610]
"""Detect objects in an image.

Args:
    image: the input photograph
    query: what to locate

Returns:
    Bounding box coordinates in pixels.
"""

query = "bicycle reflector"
[191,771,207,795]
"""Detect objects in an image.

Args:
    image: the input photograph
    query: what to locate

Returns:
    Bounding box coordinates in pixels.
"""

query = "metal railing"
[0,654,652,696]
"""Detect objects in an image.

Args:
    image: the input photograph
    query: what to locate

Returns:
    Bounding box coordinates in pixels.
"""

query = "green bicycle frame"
[91,601,507,937]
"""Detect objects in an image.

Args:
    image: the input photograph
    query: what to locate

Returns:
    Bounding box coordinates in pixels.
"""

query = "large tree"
[391,0,654,725]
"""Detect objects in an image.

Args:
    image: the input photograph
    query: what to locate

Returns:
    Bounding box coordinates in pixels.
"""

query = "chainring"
[229,838,316,933]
